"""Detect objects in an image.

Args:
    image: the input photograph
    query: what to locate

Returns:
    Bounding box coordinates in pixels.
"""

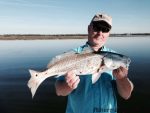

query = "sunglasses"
[92,21,111,33]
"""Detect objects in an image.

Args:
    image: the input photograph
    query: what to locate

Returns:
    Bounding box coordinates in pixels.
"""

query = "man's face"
[88,21,111,47]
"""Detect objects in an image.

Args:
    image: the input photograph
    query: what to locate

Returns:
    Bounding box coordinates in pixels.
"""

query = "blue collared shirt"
[58,43,117,113]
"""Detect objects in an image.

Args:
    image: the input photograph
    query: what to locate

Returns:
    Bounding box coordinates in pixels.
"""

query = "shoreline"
[0,33,150,40]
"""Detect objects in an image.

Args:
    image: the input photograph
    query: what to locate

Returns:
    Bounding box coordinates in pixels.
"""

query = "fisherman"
[55,13,134,113]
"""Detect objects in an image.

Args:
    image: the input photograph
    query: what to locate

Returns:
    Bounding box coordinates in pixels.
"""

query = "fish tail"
[28,69,42,98]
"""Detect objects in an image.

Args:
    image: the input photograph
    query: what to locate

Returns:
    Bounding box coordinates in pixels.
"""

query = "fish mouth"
[126,58,131,67]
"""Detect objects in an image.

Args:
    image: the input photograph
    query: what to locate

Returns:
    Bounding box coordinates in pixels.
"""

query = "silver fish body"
[28,49,131,98]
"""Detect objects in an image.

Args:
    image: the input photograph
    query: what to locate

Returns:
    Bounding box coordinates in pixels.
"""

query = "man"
[55,13,134,113]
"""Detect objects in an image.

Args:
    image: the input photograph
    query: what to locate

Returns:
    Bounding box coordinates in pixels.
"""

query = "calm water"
[0,37,150,113]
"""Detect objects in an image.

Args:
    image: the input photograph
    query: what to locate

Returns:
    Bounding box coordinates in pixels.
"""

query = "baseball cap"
[91,13,112,28]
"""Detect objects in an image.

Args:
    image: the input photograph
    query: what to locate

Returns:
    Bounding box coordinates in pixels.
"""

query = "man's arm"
[55,71,80,96]
[113,67,134,100]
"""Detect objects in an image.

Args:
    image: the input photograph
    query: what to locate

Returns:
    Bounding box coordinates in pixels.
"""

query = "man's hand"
[113,66,128,80]
[65,71,80,89]
[113,66,134,99]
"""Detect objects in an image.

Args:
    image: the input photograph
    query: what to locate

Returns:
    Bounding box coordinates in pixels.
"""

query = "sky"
[0,0,150,34]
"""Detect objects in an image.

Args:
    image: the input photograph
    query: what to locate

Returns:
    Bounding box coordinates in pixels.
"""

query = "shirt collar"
[85,41,104,52]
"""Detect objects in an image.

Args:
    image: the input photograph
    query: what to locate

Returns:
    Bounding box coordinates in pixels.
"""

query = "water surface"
[0,37,150,113]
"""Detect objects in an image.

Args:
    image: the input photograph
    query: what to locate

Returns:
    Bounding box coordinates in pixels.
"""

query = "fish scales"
[47,52,102,75]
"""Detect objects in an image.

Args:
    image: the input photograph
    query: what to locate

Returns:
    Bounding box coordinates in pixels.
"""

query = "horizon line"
[0,33,150,35]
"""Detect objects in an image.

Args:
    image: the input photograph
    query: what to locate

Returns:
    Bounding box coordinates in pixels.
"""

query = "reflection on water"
[0,37,150,113]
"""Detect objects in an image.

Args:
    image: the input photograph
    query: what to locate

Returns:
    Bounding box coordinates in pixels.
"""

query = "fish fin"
[92,64,108,84]
[47,51,76,68]
[92,73,101,84]
[28,69,42,98]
